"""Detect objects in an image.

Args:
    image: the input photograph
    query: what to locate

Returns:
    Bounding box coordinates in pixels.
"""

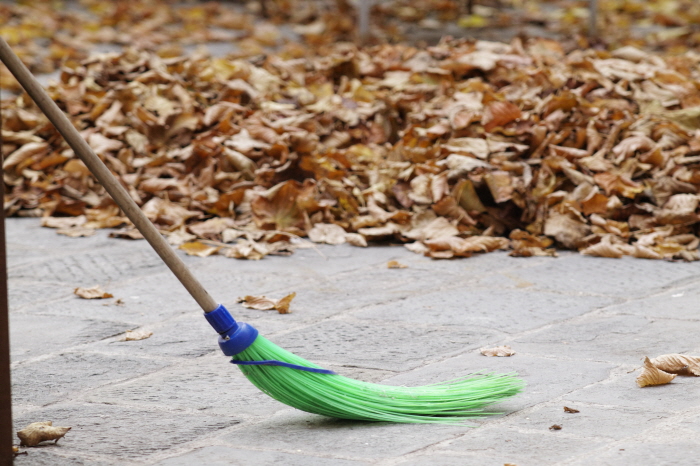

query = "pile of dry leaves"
[4,34,700,261]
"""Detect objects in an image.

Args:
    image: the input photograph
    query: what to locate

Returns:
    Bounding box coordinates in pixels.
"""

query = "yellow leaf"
[637,356,676,387]
[17,421,71,447]
[480,345,516,357]
[74,285,113,300]
[179,241,220,257]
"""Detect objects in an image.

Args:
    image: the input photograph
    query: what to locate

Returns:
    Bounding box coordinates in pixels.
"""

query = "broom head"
[206,305,524,424]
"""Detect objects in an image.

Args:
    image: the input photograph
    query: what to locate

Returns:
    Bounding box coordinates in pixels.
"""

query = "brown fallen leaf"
[345,233,368,247]
[17,421,71,447]
[56,227,96,238]
[649,354,700,376]
[549,424,562,431]
[121,329,154,341]
[179,241,220,257]
[387,260,408,269]
[109,228,144,240]
[41,216,87,229]
[637,356,677,387]
[237,292,296,314]
[74,285,113,299]
[563,406,580,413]
[480,345,516,357]
[308,223,347,245]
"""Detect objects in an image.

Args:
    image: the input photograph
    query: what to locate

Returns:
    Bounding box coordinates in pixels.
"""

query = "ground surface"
[7,217,700,465]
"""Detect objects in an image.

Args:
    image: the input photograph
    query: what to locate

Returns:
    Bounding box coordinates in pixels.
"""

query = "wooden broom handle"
[0,37,218,313]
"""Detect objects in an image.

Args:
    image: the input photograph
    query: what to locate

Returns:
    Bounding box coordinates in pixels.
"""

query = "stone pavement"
[6,217,700,465]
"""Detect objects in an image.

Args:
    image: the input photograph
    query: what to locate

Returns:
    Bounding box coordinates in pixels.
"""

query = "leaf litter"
[237,292,296,314]
[3,2,700,262]
[121,329,154,341]
[637,356,677,387]
[74,285,113,299]
[16,421,71,447]
[480,345,516,357]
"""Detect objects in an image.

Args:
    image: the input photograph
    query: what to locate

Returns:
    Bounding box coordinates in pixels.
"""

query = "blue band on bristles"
[231,359,337,374]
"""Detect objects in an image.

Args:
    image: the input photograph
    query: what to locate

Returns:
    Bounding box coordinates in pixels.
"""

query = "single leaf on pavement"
[387,260,408,269]
[480,345,516,357]
[179,241,220,257]
[637,356,677,387]
[650,354,700,376]
[237,292,296,314]
[74,285,113,299]
[17,421,71,447]
[121,329,154,341]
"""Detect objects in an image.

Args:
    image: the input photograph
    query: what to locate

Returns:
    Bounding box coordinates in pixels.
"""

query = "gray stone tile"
[565,423,700,466]
[272,317,501,371]
[8,280,75,310]
[219,410,465,460]
[12,403,238,460]
[352,288,618,334]
[501,402,670,439]
[84,353,288,419]
[12,352,173,406]
[153,445,369,466]
[13,449,117,466]
[10,313,134,363]
[9,242,165,284]
[84,313,220,359]
[474,254,700,298]
[566,369,700,413]
[512,313,699,364]
[396,453,512,466]
[609,281,700,321]
[430,426,610,466]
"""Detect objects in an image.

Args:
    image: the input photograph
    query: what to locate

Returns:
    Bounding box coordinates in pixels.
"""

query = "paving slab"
[7,218,700,465]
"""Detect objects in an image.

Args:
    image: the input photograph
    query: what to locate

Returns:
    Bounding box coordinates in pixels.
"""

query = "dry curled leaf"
[637,356,677,387]
[17,421,71,447]
[549,424,562,431]
[56,227,96,238]
[74,285,113,299]
[563,406,580,413]
[179,241,220,257]
[649,354,700,376]
[121,329,154,341]
[308,223,347,245]
[480,345,516,357]
[387,260,408,269]
[237,292,296,314]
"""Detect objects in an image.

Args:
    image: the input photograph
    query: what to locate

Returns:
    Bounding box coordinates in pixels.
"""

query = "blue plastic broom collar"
[204,304,337,374]
[204,304,259,356]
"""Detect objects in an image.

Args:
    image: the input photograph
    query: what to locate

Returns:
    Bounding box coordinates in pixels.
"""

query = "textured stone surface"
[11,351,173,407]
[152,446,370,466]
[8,218,700,465]
[12,403,238,460]
[219,410,465,460]
[352,287,618,334]
[428,426,609,465]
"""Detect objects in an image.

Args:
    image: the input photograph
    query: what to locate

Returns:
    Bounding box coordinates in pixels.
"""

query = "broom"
[0,37,524,424]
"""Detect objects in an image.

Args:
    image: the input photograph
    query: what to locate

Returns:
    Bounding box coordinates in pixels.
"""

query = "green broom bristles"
[232,335,525,424]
